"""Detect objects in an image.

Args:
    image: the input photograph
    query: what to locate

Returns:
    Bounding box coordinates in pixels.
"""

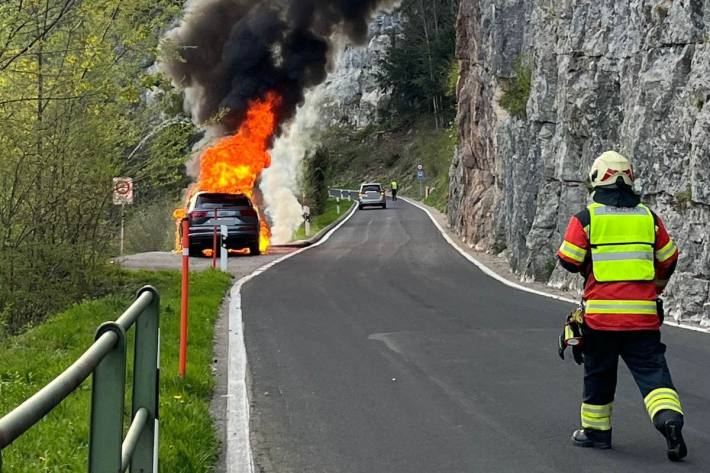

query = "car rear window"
[195,193,251,208]
[362,185,381,192]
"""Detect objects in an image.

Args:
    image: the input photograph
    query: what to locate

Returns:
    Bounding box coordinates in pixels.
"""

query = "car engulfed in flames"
[174,92,281,255]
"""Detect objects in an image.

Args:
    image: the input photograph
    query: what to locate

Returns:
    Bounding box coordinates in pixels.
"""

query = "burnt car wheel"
[189,242,204,257]
[249,242,261,256]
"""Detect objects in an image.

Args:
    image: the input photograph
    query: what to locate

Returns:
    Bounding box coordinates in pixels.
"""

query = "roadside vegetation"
[0,269,231,472]
[0,0,194,335]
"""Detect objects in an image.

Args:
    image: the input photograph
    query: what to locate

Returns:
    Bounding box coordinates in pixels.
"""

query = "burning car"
[186,192,261,256]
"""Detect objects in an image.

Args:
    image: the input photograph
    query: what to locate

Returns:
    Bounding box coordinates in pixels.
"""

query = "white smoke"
[260,6,399,243]
[261,86,327,243]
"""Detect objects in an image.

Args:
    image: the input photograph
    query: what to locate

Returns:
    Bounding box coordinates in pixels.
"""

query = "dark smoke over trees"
[162,0,394,134]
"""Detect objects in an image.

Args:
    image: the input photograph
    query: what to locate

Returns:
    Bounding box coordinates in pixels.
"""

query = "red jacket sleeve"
[557,216,590,271]
[654,215,678,293]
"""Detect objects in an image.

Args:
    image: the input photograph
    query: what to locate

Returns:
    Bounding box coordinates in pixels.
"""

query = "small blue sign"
[417,170,425,181]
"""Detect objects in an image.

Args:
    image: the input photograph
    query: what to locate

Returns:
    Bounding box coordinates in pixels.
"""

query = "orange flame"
[194,91,281,252]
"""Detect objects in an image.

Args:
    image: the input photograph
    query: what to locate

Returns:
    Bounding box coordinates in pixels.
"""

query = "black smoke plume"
[163,0,391,134]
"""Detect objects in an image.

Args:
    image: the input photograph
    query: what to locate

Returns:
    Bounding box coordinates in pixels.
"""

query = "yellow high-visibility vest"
[588,203,655,282]
[391,181,398,190]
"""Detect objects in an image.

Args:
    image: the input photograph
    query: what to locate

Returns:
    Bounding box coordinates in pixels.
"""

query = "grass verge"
[292,198,352,241]
[0,269,232,472]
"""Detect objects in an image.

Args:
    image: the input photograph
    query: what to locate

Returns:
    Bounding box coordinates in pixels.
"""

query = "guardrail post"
[89,322,126,473]
[131,287,160,473]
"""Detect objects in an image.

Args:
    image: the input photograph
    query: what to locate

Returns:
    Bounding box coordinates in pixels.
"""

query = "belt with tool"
[558,303,585,365]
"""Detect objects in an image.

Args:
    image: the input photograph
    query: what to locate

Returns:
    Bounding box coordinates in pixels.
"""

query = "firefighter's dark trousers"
[580,326,684,431]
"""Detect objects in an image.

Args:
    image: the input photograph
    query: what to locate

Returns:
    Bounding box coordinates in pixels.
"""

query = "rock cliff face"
[449,0,710,326]
[320,12,402,127]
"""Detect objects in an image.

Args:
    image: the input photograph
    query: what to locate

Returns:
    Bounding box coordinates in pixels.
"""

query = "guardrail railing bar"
[0,287,159,473]
[116,290,153,332]
[89,322,127,473]
[0,332,118,449]
[130,286,160,472]
[121,407,148,472]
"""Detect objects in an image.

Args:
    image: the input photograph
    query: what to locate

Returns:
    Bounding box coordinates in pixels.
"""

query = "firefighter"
[557,151,686,461]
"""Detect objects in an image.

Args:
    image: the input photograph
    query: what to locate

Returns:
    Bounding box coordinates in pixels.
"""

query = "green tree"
[0,0,193,333]
[378,0,459,127]
[302,147,330,215]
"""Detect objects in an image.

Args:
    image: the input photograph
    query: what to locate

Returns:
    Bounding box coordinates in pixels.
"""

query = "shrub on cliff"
[500,59,532,120]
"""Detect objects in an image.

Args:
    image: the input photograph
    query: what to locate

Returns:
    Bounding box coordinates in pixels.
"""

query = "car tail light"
[189,210,208,220]
[239,208,258,217]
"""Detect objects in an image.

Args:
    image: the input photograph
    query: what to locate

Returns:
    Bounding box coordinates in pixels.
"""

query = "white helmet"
[589,151,634,188]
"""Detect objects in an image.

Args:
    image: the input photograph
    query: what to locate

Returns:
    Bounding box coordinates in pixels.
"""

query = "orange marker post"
[179,218,190,378]
[212,208,218,269]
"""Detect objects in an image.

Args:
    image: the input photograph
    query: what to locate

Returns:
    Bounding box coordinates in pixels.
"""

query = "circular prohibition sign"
[115,180,132,195]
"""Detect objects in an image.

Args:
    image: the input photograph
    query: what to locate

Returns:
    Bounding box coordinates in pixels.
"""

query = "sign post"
[416,165,425,198]
[113,177,134,255]
[302,205,311,237]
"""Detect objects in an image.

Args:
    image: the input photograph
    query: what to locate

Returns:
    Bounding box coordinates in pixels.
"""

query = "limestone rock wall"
[321,12,402,128]
[449,0,710,326]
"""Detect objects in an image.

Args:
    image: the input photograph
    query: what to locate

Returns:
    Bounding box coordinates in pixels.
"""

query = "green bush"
[500,59,532,120]
[124,197,181,254]
[675,185,692,208]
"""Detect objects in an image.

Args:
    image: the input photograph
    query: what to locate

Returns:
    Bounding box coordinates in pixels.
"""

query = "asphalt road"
[242,198,710,472]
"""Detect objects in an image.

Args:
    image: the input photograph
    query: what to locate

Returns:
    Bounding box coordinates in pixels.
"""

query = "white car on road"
[358,183,386,209]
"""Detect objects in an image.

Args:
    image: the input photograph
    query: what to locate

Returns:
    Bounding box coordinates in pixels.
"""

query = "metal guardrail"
[0,286,160,473]
[328,188,358,200]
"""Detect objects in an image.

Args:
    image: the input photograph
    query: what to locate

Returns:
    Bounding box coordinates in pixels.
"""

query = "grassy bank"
[293,198,352,241]
[0,269,232,472]
[321,118,456,212]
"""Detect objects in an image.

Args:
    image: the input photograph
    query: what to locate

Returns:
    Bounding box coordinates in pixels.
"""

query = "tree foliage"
[378,0,459,127]
[0,0,193,333]
[302,147,330,216]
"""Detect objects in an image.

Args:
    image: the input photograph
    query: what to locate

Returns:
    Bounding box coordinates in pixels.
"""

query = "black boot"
[654,410,687,462]
[572,428,612,449]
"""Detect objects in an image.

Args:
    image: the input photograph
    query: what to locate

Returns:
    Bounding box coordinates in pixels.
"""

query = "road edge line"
[400,197,710,334]
[400,197,576,304]
[226,203,359,473]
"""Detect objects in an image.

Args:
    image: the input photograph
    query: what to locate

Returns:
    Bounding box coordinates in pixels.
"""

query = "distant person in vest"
[557,151,686,461]
[390,180,398,201]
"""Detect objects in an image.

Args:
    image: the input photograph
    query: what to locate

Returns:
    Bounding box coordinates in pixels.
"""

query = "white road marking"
[226,204,359,473]
[400,197,710,334]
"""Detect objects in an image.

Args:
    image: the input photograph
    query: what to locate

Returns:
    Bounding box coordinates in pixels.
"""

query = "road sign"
[113,177,133,205]
[417,164,423,170]
[417,170,425,181]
